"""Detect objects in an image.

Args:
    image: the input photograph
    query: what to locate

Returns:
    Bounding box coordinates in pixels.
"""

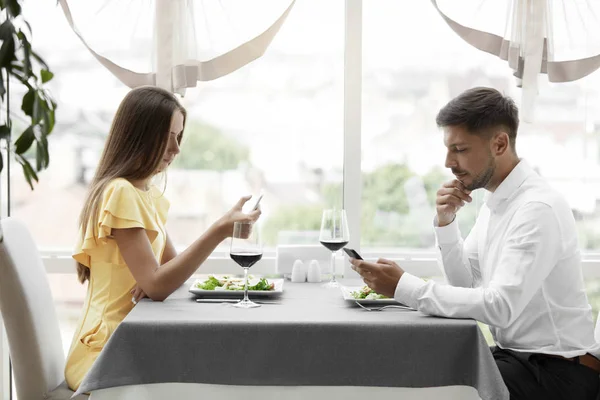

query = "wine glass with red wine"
[230,221,263,308]
[319,209,350,288]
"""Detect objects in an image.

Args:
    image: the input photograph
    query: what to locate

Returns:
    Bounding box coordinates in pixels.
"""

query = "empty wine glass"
[230,221,263,308]
[319,209,349,288]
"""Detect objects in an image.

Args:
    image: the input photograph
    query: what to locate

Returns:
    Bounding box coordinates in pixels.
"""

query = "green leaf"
[16,154,38,190]
[31,50,49,70]
[46,107,55,134]
[40,102,54,135]
[40,69,53,83]
[22,162,37,189]
[0,19,14,39]
[41,107,50,134]
[195,276,222,290]
[17,31,31,75]
[5,0,21,18]
[0,20,15,68]
[42,136,49,168]
[0,125,10,140]
[14,126,34,155]
[0,34,15,69]
[32,92,41,123]
[41,93,57,134]
[21,89,34,117]
[35,133,49,170]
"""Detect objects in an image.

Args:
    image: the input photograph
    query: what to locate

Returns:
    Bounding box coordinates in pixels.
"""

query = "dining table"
[76,279,509,400]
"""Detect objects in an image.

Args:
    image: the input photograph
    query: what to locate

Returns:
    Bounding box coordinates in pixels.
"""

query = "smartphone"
[343,248,363,260]
[251,194,264,211]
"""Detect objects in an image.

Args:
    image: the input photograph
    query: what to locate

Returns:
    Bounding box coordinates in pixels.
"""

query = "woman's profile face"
[157,110,184,173]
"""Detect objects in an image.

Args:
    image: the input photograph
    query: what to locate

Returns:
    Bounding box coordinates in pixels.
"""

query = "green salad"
[195,275,275,291]
[351,285,388,300]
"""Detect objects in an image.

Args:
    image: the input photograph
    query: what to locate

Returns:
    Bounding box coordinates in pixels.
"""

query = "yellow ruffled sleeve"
[73,179,165,267]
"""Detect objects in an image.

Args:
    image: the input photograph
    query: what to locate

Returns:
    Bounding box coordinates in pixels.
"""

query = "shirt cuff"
[394,272,426,309]
[434,216,461,245]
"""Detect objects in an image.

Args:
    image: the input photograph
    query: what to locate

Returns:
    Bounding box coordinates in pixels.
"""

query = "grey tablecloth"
[77,281,508,400]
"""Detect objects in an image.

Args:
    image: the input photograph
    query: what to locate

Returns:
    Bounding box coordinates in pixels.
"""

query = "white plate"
[340,286,402,305]
[189,277,284,297]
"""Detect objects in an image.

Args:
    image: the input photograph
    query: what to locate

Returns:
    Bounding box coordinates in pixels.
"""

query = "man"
[351,87,600,400]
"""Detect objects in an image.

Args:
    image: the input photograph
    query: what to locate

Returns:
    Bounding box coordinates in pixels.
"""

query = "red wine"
[320,240,348,252]
[230,252,262,268]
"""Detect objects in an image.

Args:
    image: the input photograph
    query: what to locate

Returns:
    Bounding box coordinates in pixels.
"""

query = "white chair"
[0,217,87,399]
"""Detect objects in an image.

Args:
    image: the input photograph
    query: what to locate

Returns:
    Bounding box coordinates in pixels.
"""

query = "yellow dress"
[65,178,169,391]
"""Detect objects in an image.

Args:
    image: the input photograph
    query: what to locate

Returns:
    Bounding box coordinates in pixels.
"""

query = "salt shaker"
[307,260,322,283]
[291,260,307,282]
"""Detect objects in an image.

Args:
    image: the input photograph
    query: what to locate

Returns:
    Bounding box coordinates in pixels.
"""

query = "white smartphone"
[251,194,264,211]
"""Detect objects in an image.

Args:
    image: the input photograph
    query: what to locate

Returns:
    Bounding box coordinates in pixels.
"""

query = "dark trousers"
[492,347,599,400]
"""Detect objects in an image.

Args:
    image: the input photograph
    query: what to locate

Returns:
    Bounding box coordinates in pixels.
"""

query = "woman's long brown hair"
[77,86,186,283]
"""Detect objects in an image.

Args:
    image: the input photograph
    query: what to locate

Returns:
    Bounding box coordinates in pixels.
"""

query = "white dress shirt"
[395,160,600,357]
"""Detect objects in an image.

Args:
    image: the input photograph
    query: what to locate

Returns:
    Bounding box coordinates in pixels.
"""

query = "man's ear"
[492,131,509,156]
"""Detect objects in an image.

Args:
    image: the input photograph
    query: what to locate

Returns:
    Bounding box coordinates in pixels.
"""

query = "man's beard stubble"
[453,157,496,191]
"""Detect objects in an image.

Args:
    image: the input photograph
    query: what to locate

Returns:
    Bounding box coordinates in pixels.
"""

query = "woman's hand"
[216,195,261,238]
[130,284,146,305]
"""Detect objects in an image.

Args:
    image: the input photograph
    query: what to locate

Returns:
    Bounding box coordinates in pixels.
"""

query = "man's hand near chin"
[349,258,405,298]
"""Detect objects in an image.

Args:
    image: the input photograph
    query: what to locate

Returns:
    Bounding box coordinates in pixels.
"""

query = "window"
[5,2,600,379]
[361,1,506,251]
[15,1,345,252]
[361,1,600,256]
[166,1,345,249]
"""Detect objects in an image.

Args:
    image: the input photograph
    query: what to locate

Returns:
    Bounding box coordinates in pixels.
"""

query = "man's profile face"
[443,125,496,191]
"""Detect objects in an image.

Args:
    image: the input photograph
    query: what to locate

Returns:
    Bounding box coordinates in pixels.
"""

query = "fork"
[354,301,413,311]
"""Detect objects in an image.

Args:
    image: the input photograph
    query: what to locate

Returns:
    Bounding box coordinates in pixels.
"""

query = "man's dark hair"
[436,87,519,151]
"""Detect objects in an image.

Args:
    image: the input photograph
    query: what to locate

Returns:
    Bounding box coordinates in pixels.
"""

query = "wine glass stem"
[243,267,250,303]
[331,251,336,283]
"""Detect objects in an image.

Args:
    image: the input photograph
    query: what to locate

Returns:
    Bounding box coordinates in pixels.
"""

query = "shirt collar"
[485,159,534,211]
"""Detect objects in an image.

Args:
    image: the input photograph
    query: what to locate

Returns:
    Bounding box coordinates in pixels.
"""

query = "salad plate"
[340,285,403,305]
[189,275,283,298]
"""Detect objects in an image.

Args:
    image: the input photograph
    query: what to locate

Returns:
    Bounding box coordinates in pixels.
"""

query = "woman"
[65,86,260,390]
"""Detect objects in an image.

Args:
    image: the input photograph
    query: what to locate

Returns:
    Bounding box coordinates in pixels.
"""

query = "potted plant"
[0,0,56,190]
